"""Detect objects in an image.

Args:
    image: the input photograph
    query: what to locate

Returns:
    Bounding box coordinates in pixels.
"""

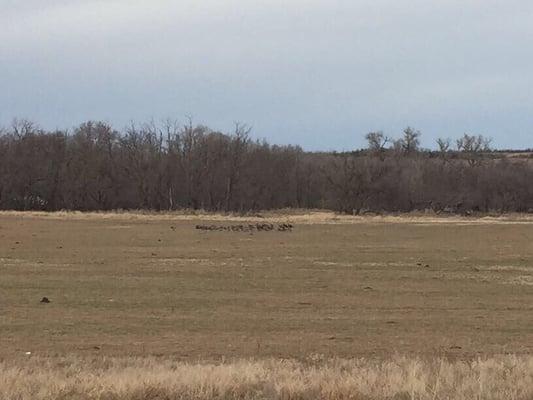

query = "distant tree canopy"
[0,118,532,214]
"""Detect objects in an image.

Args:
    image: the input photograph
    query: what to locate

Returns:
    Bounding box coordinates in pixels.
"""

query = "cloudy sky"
[1,0,532,150]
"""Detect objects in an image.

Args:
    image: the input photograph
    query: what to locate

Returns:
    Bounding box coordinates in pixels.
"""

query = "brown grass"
[2,355,532,400]
[2,209,533,225]
[1,212,533,397]
[1,212,533,360]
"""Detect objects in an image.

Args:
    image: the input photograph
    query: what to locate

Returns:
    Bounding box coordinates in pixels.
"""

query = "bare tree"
[436,137,452,163]
[160,118,181,210]
[0,118,532,214]
[224,122,251,211]
[11,118,38,138]
[437,137,451,152]
[365,131,390,160]
[177,118,208,208]
[456,134,492,166]
[365,131,390,151]
[322,153,372,214]
[456,134,492,152]
[396,127,421,154]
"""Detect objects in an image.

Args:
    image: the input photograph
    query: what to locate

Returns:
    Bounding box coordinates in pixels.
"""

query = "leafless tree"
[224,122,251,211]
[456,134,492,166]
[437,137,451,152]
[365,131,390,160]
[396,127,421,154]
[0,119,531,214]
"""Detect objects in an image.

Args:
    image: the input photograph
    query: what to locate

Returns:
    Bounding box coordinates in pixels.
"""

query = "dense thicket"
[0,119,532,213]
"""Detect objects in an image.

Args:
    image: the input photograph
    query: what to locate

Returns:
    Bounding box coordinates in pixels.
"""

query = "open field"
[1,211,532,398]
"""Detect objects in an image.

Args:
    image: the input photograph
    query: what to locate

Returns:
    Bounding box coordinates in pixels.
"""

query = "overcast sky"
[1,0,532,150]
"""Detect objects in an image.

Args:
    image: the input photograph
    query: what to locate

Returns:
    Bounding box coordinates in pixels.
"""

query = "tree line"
[0,119,532,214]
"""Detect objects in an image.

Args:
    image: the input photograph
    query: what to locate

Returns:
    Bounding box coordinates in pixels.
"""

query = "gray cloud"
[1,0,532,149]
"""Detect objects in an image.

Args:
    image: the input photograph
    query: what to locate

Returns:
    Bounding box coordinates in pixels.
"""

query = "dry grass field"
[1,211,532,399]
[2,355,532,400]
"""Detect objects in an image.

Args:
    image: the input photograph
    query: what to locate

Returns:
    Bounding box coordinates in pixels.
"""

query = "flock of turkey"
[195,223,293,232]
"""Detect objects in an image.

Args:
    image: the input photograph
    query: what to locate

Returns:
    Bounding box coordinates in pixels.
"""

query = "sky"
[1,0,532,150]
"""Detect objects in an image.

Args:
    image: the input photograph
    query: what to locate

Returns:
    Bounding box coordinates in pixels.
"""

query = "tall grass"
[1,355,532,399]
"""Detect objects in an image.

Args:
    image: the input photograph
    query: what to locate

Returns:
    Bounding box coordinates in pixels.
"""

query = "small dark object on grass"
[256,223,274,231]
[277,223,293,232]
[40,297,50,303]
